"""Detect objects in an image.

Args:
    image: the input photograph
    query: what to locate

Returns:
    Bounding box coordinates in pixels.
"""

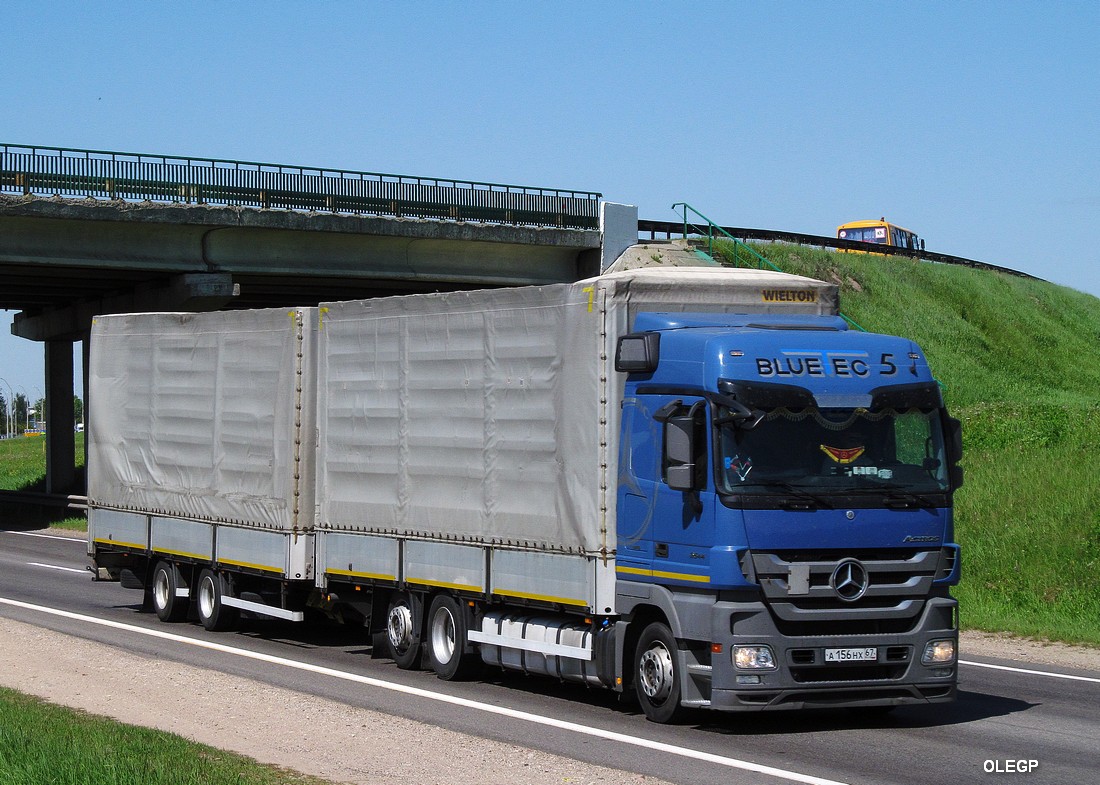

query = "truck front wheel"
[151,561,188,623]
[196,569,239,632]
[634,622,686,724]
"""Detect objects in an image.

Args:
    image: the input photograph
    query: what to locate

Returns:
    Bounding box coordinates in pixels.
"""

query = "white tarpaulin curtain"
[88,308,312,531]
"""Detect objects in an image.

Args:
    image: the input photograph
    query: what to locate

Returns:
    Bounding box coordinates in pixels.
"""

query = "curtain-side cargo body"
[89,265,961,722]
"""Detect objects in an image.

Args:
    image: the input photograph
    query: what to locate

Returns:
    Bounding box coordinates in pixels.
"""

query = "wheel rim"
[638,640,675,703]
[152,568,170,610]
[387,601,414,653]
[198,575,216,619]
[430,606,456,665]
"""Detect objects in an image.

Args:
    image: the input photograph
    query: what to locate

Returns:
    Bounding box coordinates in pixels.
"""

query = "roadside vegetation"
[0,432,85,531]
[0,688,329,785]
[715,239,1100,646]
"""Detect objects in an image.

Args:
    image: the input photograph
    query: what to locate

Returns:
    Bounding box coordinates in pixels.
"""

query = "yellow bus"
[837,218,924,253]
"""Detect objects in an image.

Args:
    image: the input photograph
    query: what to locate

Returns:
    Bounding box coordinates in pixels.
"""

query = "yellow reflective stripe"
[492,588,589,608]
[94,537,146,550]
[616,565,711,584]
[152,547,210,561]
[406,577,483,592]
[218,558,283,574]
[326,568,396,582]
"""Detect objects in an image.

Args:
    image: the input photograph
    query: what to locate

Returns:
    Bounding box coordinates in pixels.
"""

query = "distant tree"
[12,393,27,435]
[74,396,84,429]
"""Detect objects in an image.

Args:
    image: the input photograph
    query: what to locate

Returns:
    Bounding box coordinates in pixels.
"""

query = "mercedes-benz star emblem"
[831,559,869,602]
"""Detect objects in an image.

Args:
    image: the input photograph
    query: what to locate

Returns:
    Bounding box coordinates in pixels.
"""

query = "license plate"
[824,647,878,663]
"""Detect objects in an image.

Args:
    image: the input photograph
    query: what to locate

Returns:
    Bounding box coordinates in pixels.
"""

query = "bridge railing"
[0,144,602,230]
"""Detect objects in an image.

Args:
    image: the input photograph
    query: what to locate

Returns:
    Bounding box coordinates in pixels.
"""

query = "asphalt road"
[1,528,1096,785]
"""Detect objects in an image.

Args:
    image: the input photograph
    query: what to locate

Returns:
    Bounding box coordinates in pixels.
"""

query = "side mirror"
[615,332,660,374]
[946,416,963,465]
[945,416,964,490]
[664,414,697,491]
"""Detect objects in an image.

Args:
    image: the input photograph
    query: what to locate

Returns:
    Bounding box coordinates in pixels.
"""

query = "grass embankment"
[716,240,1100,645]
[0,688,326,785]
[0,432,86,531]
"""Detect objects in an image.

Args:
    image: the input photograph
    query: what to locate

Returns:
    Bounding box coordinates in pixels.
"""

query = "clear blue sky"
[2,1,1098,399]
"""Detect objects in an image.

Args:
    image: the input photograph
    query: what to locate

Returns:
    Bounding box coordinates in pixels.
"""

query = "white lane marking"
[3,531,85,543]
[26,562,87,575]
[960,659,1100,684]
[0,596,846,785]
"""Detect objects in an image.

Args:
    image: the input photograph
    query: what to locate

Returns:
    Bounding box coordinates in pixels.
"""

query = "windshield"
[717,407,950,496]
[838,226,887,244]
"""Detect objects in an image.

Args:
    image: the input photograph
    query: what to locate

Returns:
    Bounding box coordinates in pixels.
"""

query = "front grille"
[751,549,942,636]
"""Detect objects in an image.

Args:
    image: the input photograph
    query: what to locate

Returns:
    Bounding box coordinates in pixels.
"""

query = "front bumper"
[702,595,958,712]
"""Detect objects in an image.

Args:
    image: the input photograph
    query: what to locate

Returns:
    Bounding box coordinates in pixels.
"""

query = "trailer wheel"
[426,594,480,681]
[196,569,239,632]
[634,622,686,724]
[151,561,188,622]
[385,592,422,670]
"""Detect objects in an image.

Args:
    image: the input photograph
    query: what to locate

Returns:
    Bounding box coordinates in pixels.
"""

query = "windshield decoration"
[724,455,753,481]
[820,444,865,464]
[717,405,950,497]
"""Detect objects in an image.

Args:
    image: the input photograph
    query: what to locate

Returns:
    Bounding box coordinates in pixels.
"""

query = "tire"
[151,561,188,622]
[633,622,686,724]
[196,569,239,632]
[426,594,481,681]
[385,591,423,670]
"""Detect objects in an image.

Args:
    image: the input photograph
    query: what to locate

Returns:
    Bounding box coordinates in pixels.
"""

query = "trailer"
[89,262,962,722]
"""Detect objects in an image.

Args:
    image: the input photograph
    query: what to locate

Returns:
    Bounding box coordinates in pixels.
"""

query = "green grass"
[0,688,328,785]
[716,240,1100,645]
[0,433,87,530]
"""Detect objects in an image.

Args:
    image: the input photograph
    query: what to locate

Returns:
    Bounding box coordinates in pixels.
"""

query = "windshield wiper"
[746,482,833,510]
[849,483,937,508]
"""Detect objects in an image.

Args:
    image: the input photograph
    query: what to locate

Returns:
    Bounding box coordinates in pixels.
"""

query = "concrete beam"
[600,202,639,272]
[0,195,601,247]
[12,273,238,341]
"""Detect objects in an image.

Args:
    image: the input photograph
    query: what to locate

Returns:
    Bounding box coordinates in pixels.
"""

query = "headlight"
[922,639,956,665]
[734,645,777,670]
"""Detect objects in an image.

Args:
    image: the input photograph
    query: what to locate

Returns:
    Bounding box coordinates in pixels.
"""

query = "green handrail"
[671,202,782,272]
[670,202,867,332]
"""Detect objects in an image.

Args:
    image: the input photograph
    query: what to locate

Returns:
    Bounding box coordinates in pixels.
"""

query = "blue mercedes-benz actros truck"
[89,263,962,724]
[614,308,962,720]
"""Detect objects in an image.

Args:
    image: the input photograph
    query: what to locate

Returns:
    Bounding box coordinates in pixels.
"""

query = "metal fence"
[0,144,602,230]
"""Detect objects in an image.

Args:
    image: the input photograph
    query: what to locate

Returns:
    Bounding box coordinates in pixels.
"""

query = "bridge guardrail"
[0,144,602,230]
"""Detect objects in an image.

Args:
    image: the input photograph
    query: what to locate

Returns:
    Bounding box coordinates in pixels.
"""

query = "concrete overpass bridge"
[0,144,638,495]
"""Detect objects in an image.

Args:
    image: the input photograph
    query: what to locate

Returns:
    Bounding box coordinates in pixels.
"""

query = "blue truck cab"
[614,313,962,720]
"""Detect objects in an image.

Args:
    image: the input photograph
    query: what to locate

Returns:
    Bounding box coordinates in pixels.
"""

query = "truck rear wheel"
[385,592,422,669]
[426,594,480,681]
[151,561,188,622]
[634,622,686,724]
[196,569,239,632]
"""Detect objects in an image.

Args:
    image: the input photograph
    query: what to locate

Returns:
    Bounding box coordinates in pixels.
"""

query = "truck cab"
[614,313,962,719]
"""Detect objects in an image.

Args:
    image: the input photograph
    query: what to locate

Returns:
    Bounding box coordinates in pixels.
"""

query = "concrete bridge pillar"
[45,339,75,493]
